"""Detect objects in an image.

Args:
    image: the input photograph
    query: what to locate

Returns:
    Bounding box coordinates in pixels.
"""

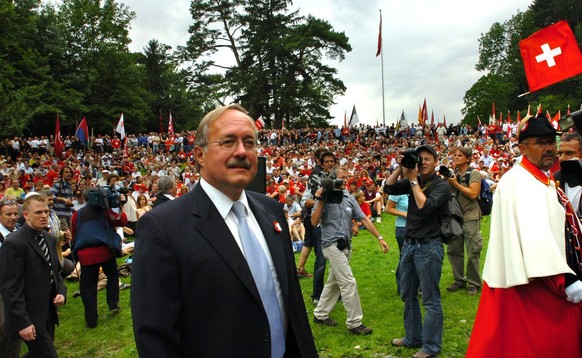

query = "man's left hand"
[53,294,65,306]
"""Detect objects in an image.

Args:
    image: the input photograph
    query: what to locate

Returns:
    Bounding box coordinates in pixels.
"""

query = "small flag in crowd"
[75,116,89,146]
[116,113,126,140]
[519,20,582,93]
[255,116,265,130]
[349,105,359,127]
[168,111,174,135]
[54,115,64,158]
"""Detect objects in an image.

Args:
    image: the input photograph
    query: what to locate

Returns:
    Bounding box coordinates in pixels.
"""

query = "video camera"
[320,177,344,204]
[401,149,422,169]
[87,185,126,210]
[558,110,582,132]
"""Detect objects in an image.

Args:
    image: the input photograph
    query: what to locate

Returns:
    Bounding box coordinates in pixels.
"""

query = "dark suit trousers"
[80,257,119,326]
[0,295,22,358]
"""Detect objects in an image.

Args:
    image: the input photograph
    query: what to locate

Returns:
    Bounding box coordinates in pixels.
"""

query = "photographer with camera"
[312,167,388,336]
[442,146,484,295]
[71,187,127,328]
[384,145,450,358]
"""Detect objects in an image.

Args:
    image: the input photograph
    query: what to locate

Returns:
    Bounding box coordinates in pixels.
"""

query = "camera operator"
[71,188,127,328]
[442,146,484,295]
[312,167,388,336]
[384,145,450,358]
[555,131,582,218]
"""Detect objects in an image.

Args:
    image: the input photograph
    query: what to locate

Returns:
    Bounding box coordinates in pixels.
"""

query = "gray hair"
[157,176,176,195]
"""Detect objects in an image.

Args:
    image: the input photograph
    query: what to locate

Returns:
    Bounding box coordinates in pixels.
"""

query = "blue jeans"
[311,226,326,300]
[399,239,444,355]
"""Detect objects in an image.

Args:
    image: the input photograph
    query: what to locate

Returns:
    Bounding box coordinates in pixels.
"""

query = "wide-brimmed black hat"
[517,113,560,143]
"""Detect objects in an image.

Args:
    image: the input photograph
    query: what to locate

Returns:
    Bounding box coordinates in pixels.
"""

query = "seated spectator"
[283,194,304,250]
[354,190,372,230]
[136,194,151,219]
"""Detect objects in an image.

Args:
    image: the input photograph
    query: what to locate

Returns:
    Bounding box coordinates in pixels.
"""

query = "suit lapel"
[190,186,262,301]
[247,194,290,299]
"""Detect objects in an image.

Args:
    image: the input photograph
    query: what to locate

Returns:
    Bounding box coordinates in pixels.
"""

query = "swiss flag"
[255,115,265,130]
[519,20,582,93]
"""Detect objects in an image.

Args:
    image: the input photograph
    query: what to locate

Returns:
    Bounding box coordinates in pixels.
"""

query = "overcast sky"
[121,0,533,126]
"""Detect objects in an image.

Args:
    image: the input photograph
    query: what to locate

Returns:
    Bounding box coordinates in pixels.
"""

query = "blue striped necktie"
[231,202,285,358]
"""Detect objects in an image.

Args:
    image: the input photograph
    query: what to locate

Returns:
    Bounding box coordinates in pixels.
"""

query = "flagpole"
[379,9,386,127]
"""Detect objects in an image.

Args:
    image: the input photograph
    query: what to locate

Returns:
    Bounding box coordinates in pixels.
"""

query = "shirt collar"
[199,178,249,219]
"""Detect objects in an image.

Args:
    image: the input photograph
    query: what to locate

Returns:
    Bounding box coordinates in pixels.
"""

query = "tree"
[180,0,351,129]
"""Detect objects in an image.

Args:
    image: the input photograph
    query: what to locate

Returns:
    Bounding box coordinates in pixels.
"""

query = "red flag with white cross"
[519,20,582,93]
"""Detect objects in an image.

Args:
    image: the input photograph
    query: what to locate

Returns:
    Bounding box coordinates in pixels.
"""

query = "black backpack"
[462,171,493,216]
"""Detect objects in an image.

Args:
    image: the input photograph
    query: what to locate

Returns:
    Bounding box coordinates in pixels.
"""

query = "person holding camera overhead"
[384,145,450,358]
[71,187,127,328]
[312,167,389,335]
[442,146,484,295]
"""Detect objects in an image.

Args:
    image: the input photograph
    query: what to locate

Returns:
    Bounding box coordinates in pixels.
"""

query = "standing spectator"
[51,166,74,230]
[131,104,317,357]
[385,145,450,358]
[152,176,175,208]
[72,189,127,328]
[444,146,484,295]
[466,115,582,357]
[311,167,388,335]
[0,197,22,357]
[0,194,67,357]
[555,131,582,217]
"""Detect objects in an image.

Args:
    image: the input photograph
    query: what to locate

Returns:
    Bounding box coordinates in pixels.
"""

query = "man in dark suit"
[132,104,318,357]
[0,194,67,357]
[151,175,175,208]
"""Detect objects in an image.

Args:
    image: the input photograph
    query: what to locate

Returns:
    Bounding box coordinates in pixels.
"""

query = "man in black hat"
[466,114,582,357]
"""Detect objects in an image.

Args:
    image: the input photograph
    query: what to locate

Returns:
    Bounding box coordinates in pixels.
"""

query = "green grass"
[49,214,490,357]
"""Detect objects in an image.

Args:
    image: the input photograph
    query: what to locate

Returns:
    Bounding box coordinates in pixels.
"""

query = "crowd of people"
[0,107,580,356]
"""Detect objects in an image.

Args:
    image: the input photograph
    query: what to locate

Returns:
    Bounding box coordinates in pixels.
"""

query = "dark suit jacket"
[152,194,172,208]
[0,224,66,338]
[132,185,318,357]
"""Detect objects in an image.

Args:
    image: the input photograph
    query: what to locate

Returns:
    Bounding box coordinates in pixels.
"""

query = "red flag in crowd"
[75,116,89,146]
[343,111,347,128]
[443,114,447,127]
[54,115,64,158]
[417,105,423,126]
[519,20,582,92]
[168,111,174,135]
[255,116,265,130]
[551,110,561,130]
[421,99,428,125]
[516,110,522,125]
[430,110,434,128]
[491,103,496,124]
[506,111,512,138]
[376,12,382,57]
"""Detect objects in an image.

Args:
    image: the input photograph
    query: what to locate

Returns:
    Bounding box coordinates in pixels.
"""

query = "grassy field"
[48,213,490,357]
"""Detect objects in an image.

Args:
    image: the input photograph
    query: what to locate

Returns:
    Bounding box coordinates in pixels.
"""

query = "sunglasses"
[0,199,17,207]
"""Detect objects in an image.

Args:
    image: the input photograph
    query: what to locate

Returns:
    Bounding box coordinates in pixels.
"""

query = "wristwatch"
[410,180,418,187]
[377,236,384,241]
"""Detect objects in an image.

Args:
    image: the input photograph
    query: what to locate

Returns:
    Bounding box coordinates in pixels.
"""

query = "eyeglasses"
[522,138,556,147]
[208,137,257,152]
[0,199,17,207]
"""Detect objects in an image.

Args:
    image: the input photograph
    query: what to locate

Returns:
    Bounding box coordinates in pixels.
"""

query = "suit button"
[263,333,271,342]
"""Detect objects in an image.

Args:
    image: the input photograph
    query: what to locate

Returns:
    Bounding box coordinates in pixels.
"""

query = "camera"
[438,166,455,178]
[401,149,421,169]
[558,110,582,132]
[87,185,123,210]
[320,177,344,204]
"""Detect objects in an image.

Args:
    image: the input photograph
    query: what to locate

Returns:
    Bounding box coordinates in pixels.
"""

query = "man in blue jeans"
[384,145,450,358]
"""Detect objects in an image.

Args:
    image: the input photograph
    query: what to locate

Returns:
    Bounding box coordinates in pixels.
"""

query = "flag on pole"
[255,116,265,130]
[421,99,428,126]
[507,110,512,138]
[343,111,347,128]
[519,20,582,93]
[168,111,175,135]
[443,114,447,127]
[349,105,359,127]
[417,105,423,126]
[54,115,64,158]
[376,11,382,57]
[75,116,89,147]
[430,110,434,128]
[550,110,561,130]
[116,113,126,140]
[396,110,409,135]
[281,117,285,129]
